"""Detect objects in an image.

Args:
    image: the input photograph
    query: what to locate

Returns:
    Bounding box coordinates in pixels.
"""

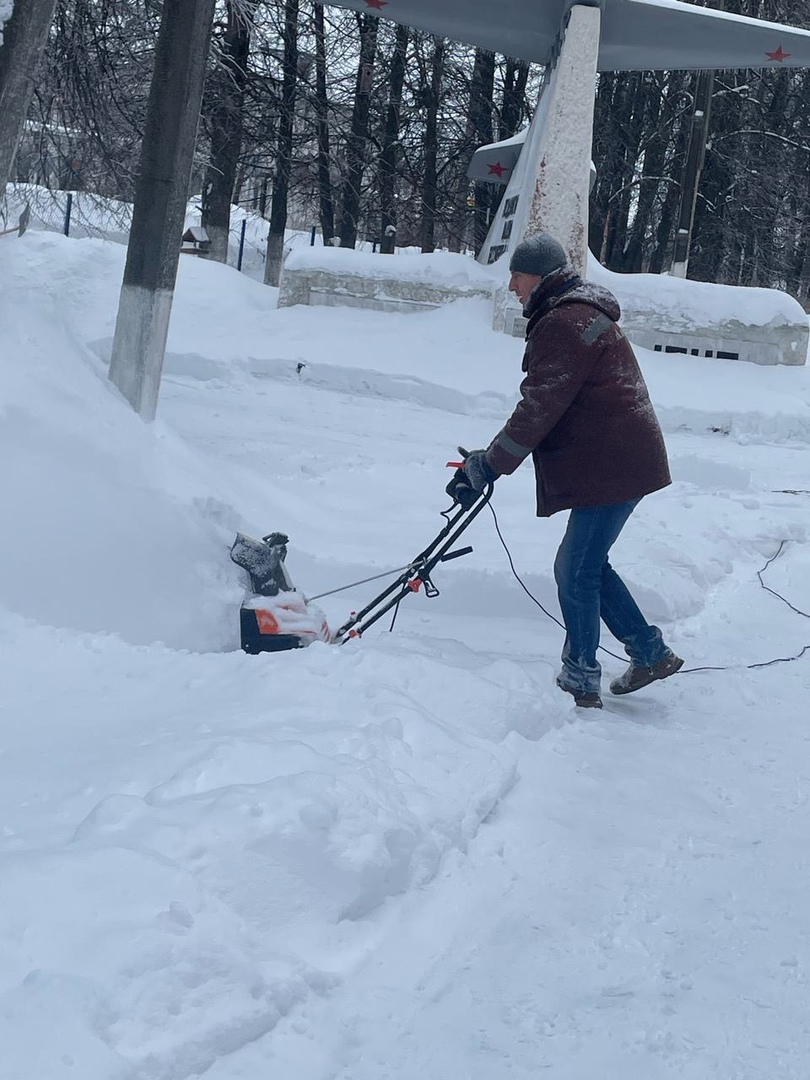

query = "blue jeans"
[553,499,668,694]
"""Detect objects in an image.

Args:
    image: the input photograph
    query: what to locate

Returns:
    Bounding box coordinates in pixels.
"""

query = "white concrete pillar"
[479,3,601,330]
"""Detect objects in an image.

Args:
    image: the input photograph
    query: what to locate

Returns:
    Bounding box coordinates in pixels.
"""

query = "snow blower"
[230,531,330,653]
[230,476,493,654]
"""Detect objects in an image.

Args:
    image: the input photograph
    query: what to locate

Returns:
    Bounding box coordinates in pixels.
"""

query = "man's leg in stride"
[601,558,684,695]
[553,499,639,696]
[600,561,668,667]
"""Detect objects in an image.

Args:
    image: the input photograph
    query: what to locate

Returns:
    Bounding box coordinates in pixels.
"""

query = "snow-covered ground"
[2,226,810,1080]
[2,183,405,283]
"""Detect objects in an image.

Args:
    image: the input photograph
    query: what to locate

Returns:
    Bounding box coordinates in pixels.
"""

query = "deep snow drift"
[2,227,810,1080]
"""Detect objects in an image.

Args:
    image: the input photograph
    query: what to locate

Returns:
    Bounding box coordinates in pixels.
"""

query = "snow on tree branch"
[0,1,14,46]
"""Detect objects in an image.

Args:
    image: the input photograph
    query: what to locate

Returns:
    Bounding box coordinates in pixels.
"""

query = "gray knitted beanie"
[509,233,568,277]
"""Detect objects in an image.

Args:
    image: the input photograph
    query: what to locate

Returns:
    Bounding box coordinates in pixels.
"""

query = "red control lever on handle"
[447,446,470,468]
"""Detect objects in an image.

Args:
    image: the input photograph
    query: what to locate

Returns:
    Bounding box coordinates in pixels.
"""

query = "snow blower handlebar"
[232,453,492,654]
[331,481,493,644]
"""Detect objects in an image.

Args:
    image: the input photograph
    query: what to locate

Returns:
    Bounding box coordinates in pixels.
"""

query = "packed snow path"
[210,667,810,1080]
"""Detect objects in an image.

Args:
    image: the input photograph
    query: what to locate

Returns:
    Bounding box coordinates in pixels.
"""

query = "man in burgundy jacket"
[447,233,683,709]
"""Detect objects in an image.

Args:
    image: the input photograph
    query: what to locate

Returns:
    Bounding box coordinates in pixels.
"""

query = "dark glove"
[445,447,497,509]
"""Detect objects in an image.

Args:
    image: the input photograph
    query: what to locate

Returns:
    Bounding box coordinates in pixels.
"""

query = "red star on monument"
[364,0,388,9]
[488,161,508,179]
[765,44,790,61]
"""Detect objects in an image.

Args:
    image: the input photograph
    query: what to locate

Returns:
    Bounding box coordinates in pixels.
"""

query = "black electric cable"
[486,502,626,662]
[312,497,809,673]
[487,502,810,675]
[756,539,810,619]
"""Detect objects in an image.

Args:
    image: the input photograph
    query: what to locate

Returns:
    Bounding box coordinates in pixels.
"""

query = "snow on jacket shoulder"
[487,277,671,517]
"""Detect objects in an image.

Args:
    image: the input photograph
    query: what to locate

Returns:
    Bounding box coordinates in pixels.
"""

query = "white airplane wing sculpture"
[325,0,810,71]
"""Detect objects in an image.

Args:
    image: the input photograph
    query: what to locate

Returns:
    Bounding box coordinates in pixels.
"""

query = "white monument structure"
[279,0,810,365]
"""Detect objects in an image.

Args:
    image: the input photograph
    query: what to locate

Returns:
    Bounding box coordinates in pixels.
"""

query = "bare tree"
[419,36,445,253]
[312,1,335,244]
[445,48,495,253]
[338,11,377,248]
[264,0,299,285]
[0,0,59,198]
[378,22,408,253]
[671,69,714,277]
[499,59,529,139]
[202,0,258,263]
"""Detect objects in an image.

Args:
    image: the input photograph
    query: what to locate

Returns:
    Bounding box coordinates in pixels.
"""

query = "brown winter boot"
[556,677,603,709]
[609,651,684,696]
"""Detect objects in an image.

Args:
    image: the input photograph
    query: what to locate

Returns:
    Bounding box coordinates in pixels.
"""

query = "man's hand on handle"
[445,447,498,510]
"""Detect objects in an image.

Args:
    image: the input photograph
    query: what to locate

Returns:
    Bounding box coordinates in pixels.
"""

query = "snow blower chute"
[231,476,493,654]
[230,531,330,653]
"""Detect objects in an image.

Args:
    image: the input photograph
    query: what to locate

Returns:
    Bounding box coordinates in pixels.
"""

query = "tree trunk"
[0,0,59,198]
[648,158,684,274]
[108,0,217,420]
[447,48,496,254]
[671,70,714,278]
[470,50,496,257]
[621,74,664,273]
[500,59,529,139]
[644,71,690,274]
[420,36,445,253]
[202,0,256,264]
[591,72,648,271]
[378,23,408,253]
[313,2,334,245]
[589,72,619,259]
[264,0,299,286]
[794,231,810,309]
[338,13,378,249]
[610,74,647,271]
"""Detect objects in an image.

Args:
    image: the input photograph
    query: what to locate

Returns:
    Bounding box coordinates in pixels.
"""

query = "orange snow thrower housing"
[231,532,330,653]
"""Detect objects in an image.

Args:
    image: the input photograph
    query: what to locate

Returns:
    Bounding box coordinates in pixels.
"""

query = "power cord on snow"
[486,502,627,662]
[313,501,810,673]
[756,540,810,620]
[486,503,810,676]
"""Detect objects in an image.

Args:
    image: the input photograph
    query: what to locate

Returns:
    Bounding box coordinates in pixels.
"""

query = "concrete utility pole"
[0,0,59,199]
[108,0,217,421]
